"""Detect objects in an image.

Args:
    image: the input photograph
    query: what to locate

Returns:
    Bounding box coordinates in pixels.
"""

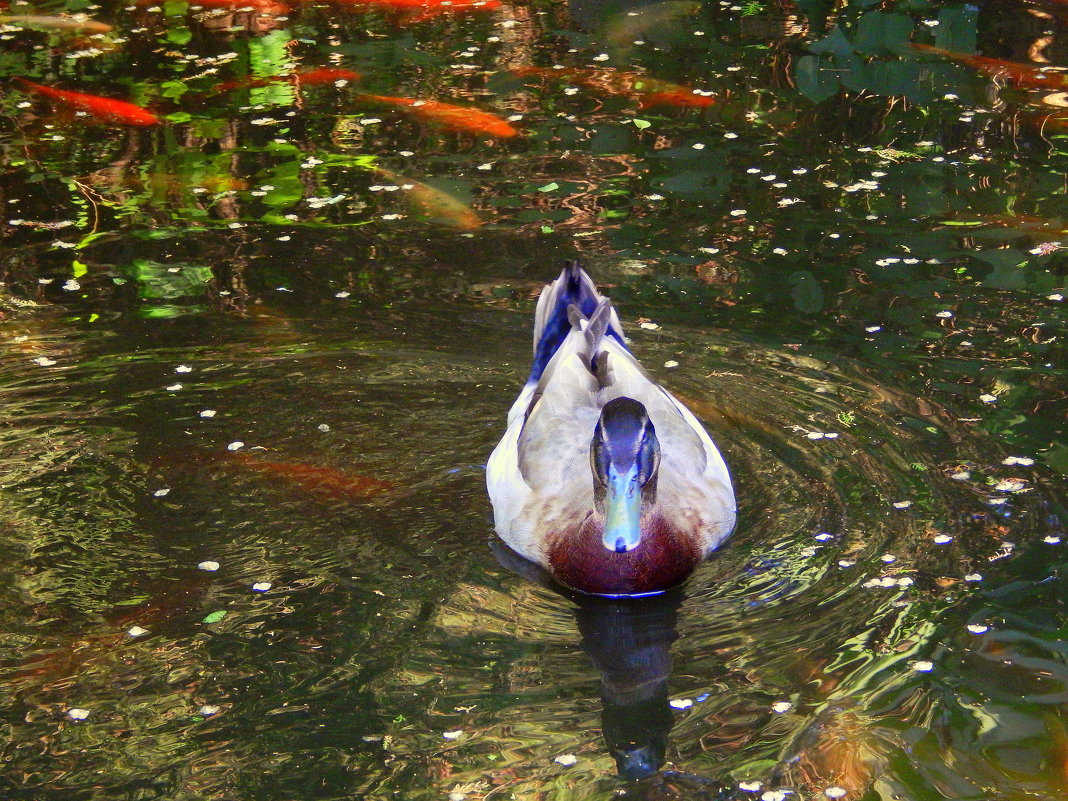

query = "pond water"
[1,0,1066,799]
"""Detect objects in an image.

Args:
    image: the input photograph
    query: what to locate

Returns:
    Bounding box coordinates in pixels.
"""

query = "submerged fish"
[0,13,113,33]
[513,66,715,109]
[373,167,481,230]
[86,165,248,198]
[354,92,519,138]
[913,44,1068,91]
[7,572,212,689]
[12,78,160,126]
[216,67,360,92]
[227,451,396,499]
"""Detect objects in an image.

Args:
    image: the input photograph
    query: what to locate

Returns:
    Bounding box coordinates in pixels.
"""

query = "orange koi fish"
[635,88,716,109]
[227,451,396,499]
[512,66,715,109]
[331,0,501,21]
[13,78,160,126]
[355,92,519,138]
[291,67,361,84]
[913,44,1068,90]
[374,167,481,230]
[0,13,113,33]
[216,67,360,92]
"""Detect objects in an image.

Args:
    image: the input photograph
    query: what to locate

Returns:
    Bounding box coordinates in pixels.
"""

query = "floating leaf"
[808,25,854,59]
[1048,443,1068,475]
[537,182,559,192]
[127,260,213,300]
[159,80,189,101]
[853,12,913,57]
[795,55,840,103]
[935,4,978,53]
[202,611,227,624]
[976,249,1029,290]
[789,270,824,314]
[632,118,652,130]
[165,24,191,46]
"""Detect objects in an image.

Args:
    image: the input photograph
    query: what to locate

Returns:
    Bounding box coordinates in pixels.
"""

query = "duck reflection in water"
[492,543,738,798]
[574,590,680,780]
[493,542,677,780]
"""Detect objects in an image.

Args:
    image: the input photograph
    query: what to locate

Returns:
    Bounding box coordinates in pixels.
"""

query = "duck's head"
[591,397,661,554]
[547,397,700,596]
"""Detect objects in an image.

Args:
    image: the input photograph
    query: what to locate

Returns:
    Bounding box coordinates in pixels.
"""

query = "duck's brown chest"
[547,513,701,596]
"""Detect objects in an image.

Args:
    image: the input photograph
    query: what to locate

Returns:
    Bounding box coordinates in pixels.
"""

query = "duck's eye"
[591,438,609,485]
[636,426,660,485]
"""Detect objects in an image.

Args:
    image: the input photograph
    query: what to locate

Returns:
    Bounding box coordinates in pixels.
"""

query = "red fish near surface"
[634,88,716,110]
[291,67,361,85]
[913,44,1068,91]
[13,78,160,126]
[216,67,361,93]
[513,66,716,109]
[355,92,519,138]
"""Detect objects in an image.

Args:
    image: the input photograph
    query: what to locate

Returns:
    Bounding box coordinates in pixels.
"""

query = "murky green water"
[1,0,1066,799]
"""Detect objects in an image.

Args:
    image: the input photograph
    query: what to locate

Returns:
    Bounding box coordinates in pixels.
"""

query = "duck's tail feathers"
[567,297,613,387]
[530,262,624,382]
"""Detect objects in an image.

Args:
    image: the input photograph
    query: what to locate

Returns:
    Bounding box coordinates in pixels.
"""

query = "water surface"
[0,0,1066,799]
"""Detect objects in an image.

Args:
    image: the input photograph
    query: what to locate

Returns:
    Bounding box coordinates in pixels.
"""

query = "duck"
[487,263,736,597]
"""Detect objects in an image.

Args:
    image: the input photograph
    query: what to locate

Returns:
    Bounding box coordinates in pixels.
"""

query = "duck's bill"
[602,470,641,553]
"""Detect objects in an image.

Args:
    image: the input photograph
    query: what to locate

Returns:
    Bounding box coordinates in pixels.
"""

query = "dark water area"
[1,0,1067,798]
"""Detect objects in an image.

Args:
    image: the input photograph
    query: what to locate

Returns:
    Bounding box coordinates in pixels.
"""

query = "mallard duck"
[487,263,736,597]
